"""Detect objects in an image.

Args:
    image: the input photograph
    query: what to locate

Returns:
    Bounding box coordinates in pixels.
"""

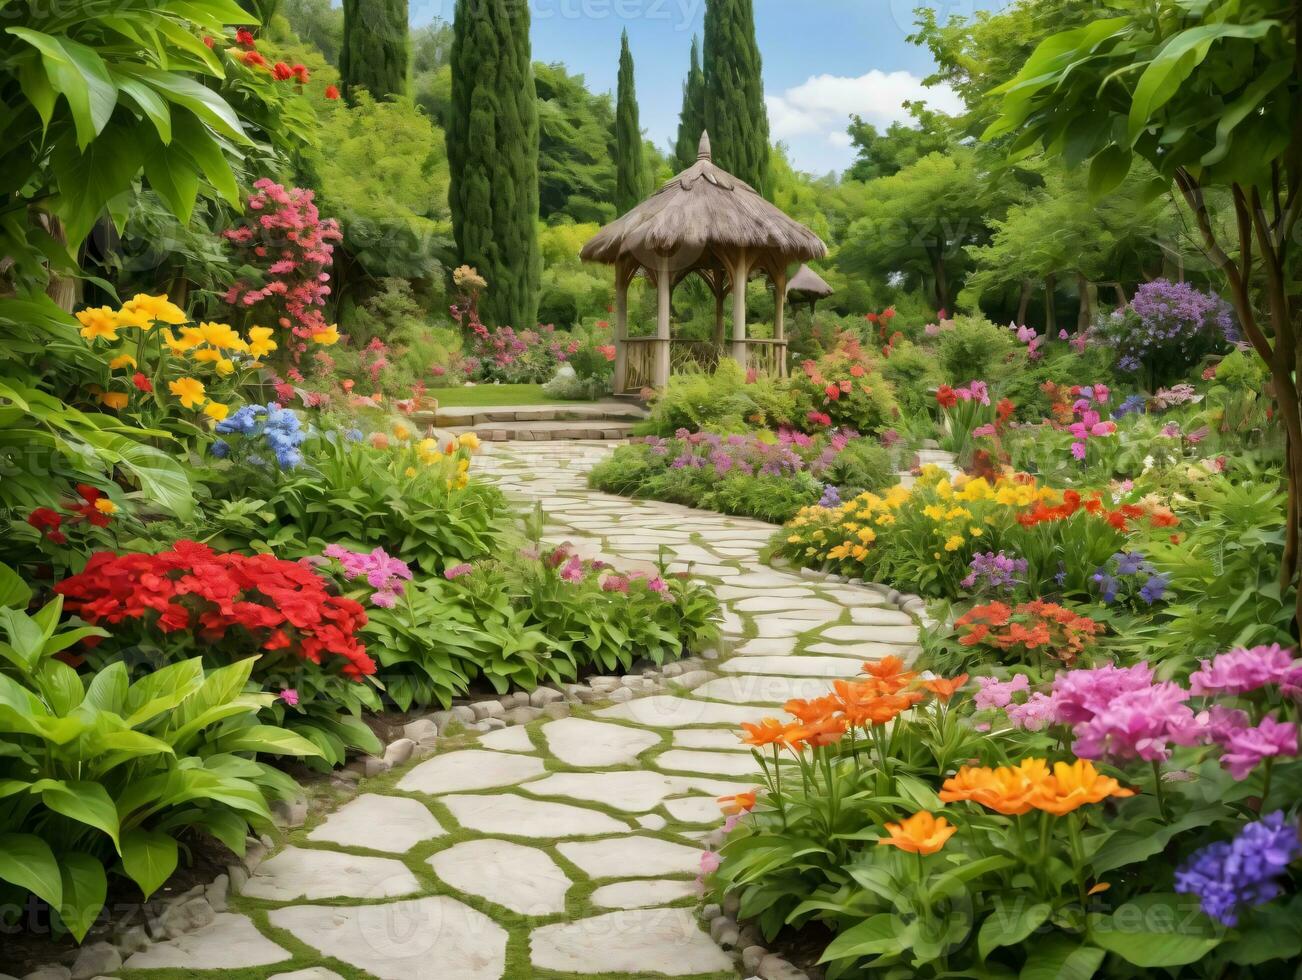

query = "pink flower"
[1190,645,1299,696]
[279,688,300,706]
[699,850,721,874]
[444,563,474,580]
[1071,682,1204,763]
[974,674,1030,710]
[560,556,585,583]
[1220,716,1298,780]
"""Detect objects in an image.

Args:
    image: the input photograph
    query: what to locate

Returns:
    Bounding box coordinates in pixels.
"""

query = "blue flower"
[209,439,230,459]
[1139,574,1169,605]
[1175,812,1301,925]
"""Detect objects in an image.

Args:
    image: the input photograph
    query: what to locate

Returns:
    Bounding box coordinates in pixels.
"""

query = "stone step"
[449,420,636,442]
[418,400,647,428]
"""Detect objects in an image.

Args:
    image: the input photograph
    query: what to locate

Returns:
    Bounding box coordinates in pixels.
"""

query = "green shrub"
[881,340,943,417]
[937,314,1018,382]
[0,596,317,940]
[822,439,895,495]
[637,361,765,435]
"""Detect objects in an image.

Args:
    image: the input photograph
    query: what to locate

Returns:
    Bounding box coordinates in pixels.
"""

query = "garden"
[0,0,1299,977]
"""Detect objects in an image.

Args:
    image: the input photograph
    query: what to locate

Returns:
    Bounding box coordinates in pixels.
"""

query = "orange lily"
[717,790,758,815]
[877,811,956,855]
[923,673,970,702]
[740,718,791,748]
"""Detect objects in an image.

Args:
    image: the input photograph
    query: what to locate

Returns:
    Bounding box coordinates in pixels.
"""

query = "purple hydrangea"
[1175,812,1301,925]
[961,551,1028,593]
[1105,279,1236,376]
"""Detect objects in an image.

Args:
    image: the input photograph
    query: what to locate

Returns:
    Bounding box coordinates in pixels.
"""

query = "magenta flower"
[560,556,585,583]
[1071,682,1204,762]
[1220,716,1299,780]
[1050,663,1155,725]
[973,674,1030,710]
[1005,692,1056,732]
[601,575,630,593]
[1190,644,1299,696]
[279,688,300,707]
[444,563,474,580]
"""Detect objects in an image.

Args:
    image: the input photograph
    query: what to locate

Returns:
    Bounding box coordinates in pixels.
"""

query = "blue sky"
[405,0,1006,175]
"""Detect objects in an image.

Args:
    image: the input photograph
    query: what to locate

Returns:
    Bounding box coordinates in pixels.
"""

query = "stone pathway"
[120,442,919,980]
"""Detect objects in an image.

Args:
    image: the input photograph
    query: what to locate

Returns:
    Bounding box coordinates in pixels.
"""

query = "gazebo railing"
[741,338,789,379]
[621,338,669,393]
[670,341,721,373]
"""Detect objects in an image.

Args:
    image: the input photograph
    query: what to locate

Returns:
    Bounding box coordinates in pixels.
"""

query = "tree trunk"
[1114,282,1128,307]
[1076,273,1094,332]
[1043,273,1057,334]
[1016,279,1032,325]
[932,251,950,314]
[39,213,76,313]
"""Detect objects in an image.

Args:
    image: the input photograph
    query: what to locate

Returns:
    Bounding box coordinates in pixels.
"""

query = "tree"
[837,149,997,312]
[283,0,344,63]
[703,0,770,195]
[448,0,541,330]
[987,0,1300,611]
[845,103,952,183]
[615,31,648,215]
[674,36,707,171]
[339,0,409,102]
[535,63,617,224]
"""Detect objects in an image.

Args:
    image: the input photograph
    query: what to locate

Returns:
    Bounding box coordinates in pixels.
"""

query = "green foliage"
[614,32,648,216]
[845,103,951,182]
[339,0,408,102]
[936,315,1017,383]
[702,0,770,196]
[638,361,797,436]
[535,63,617,224]
[0,598,317,939]
[448,0,541,329]
[282,0,344,64]
[674,36,707,171]
[821,439,895,497]
[880,341,943,417]
[313,92,452,284]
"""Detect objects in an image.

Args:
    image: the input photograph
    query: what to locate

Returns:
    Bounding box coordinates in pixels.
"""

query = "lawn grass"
[431,383,589,408]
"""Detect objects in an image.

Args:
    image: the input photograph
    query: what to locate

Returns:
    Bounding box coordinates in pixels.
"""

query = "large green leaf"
[58,852,107,942]
[5,29,118,148]
[0,561,32,609]
[117,65,248,143]
[143,136,201,223]
[979,900,1052,959]
[1088,893,1222,967]
[0,833,63,909]
[819,913,914,963]
[212,725,324,758]
[51,121,145,245]
[1019,936,1105,980]
[41,780,121,851]
[120,828,178,899]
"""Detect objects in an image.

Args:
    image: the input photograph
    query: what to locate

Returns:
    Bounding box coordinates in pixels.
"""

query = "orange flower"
[784,693,842,724]
[1033,760,1135,815]
[740,718,791,748]
[940,759,1052,816]
[785,715,847,748]
[923,673,969,702]
[717,790,758,815]
[877,811,956,855]
[834,680,921,727]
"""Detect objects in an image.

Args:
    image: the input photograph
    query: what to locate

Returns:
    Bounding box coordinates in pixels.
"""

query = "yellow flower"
[169,377,206,409]
[312,326,340,346]
[851,545,869,561]
[94,499,118,515]
[828,544,851,561]
[970,526,984,537]
[944,535,965,552]
[215,357,235,376]
[393,423,412,442]
[203,402,230,421]
[923,505,946,521]
[107,353,137,371]
[190,348,223,363]
[457,458,470,473]
[162,327,204,353]
[405,466,418,478]
[77,307,120,342]
[787,534,801,543]
[99,391,129,410]
[247,326,278,359]
[119,293,187,328]
[199,321,246,351]
[458,432,481,451]
[856,527,877,544]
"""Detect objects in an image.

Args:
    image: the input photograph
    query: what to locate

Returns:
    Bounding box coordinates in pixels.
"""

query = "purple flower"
[1175,812,1301,925]
[1050,663,1155,725]
[961,551,1027,593]
[1220,716,1298,780]
[819,484,842,509]
[1190,644,1300,696]
[324,545,412,606]
[444,563,474,580]
[1071,681,1204,763]
[560,556,585,583]
[1139,574,1169,604]
[1005,692,1056,732]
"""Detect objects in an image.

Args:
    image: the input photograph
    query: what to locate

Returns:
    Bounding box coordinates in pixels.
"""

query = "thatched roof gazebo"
[786,263,834,314]
[581,132,827,393]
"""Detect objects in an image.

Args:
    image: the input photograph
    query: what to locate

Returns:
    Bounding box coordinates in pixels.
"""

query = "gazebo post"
[613,259,630,394]
[730,248,749,370]
[772,266,788,378]
[654,256,672,389]
[713,288,725,350]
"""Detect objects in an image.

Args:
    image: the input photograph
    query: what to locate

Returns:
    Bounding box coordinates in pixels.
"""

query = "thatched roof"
[581,132,827,267]
[786,264,833,299]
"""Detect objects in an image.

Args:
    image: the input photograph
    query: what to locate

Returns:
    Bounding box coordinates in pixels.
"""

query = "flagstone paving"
[123,441,918,979]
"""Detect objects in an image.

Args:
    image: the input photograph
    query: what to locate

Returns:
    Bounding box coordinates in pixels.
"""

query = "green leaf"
[979,900,1052,959]
[58,852,107,942]
[213,725,324,758]
[143,139,201,224]
[117,65,248,143]
[41,781,121,851]
[1019,936,1105,980]
[1088,893,1222,967]
[115,75,172,143]
[0,833,63,909]
[5,29,118,148]
[120,828,178,899]
[0,562,33,610]
[51,122,145,246]
[819,913,914,963]
[1088,144,1132,199]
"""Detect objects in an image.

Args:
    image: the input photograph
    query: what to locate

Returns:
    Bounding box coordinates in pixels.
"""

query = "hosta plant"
[0,597,319,941]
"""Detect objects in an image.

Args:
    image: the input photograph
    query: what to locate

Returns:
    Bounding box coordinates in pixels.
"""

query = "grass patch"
[431,384,590,408]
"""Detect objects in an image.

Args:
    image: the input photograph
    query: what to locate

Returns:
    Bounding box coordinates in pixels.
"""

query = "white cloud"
[766,70,962,174]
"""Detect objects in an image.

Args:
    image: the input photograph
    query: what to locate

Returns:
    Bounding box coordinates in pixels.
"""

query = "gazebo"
[786,263,834,315]
[581,132,827,393]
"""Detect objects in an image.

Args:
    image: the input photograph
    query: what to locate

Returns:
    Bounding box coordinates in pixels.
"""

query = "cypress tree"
[448,0,540,330]
[340,0,409,102]
[702,0,770,195]
[674,36,706,171]
[615,31,648,216]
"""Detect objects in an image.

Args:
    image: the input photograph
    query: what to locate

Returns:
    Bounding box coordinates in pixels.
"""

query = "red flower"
[28,507,62,531]
[236,28,256,47]
[936,385,958,409]
[324,84,341,100]
[824,383,841,401]
[272,61,293,81]
[132,372,153,393]
[866,312,879,323]
[242,50,266,68]
[203,35,215,48]
[291,64,310,83]
[850,364,866,378]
